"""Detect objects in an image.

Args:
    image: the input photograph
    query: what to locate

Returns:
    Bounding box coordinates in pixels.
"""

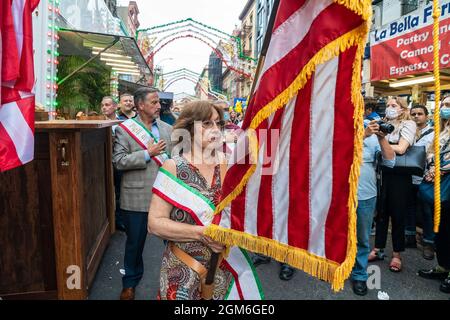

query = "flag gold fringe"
[332,0,373,21]
[208,2,371,291]
[205,224,339,282]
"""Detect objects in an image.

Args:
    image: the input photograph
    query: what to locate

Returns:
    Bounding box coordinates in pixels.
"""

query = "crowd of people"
[102,90,245,300]
[351,96,450,296]
[99,89,449,300]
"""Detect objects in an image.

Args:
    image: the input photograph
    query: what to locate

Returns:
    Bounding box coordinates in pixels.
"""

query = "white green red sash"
[119,118,169,166]
[152,167,264,300]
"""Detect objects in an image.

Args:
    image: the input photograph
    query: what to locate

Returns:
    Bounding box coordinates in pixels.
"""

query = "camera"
[376,121,395,134]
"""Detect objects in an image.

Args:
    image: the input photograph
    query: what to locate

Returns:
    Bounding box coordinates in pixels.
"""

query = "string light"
[138,18,257,63]
[45,0,60,119]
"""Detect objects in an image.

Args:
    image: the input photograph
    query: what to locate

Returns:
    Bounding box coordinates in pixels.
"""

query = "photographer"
[369,96,416,273]
[351,107,395,296]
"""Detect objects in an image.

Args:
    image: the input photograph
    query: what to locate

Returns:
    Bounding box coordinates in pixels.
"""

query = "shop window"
[402,0,418,15]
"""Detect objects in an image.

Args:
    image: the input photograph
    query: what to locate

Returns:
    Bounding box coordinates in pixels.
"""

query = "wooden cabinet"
[0,121,119,299]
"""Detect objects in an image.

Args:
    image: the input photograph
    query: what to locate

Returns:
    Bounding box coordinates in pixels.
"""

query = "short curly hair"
[173,101,224,137]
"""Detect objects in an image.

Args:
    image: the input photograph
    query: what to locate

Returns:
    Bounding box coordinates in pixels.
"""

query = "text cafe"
[369,1,450,102]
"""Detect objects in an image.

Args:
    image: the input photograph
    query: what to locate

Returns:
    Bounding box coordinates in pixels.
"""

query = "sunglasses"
[202,120,225,129]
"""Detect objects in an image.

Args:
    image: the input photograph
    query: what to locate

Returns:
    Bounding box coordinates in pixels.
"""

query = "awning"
[57,29,152,79]
[118,79,152,93]
[118,80,174,101]
[371,70,450,95]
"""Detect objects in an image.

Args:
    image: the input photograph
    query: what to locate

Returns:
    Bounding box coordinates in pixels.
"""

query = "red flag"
[1,0,20,83]
[9,0,38,92]
[0,0,39,172]
[206,0,371,291]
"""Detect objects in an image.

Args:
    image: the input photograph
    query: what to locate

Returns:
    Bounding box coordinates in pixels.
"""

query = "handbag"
[168,242,223,300]
[380,145,426,176]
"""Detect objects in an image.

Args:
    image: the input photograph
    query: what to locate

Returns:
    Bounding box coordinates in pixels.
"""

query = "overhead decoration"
[136,18,257,80]
[162,68,227,101]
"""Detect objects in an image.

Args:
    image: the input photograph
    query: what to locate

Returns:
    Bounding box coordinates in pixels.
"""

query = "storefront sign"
[370,1,450,81]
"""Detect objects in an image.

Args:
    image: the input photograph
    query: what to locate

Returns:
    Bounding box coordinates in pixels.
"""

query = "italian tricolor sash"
[152,167,264,300]
[119,118,169,166]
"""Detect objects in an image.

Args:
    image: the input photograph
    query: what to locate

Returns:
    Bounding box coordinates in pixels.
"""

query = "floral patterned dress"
[157,155,233,300]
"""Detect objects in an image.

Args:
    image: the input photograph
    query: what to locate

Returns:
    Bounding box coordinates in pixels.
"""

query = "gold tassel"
[332,0,373,21]
[204,225,339,284]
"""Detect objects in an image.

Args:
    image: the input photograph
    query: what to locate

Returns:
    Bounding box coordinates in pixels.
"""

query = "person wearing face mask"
[418,95,450,294]
[369,96,416,273]
[172,106,181,118]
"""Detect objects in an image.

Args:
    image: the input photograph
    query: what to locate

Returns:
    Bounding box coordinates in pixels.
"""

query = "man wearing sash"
[113,87,173,300]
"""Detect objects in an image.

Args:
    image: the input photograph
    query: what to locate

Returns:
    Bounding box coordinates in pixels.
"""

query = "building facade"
[222,68,241,102]
[239,0,257,59]
[238,0,257,99]
[116,1,140,38]
[104,0,117,17]
[364,0,447,108]
[255,0,274,58]
[208,51,223,93]
[195,66,211,100]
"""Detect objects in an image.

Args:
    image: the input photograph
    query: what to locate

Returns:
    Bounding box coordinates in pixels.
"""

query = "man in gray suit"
[113,87,173,300]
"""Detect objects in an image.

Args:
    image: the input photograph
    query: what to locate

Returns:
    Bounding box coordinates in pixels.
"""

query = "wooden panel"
[49,131,87,299]
[81,131,108,267]
[36,120,121,129]
[0,290,57,300]
[1,126,115,300]
[81,128,107,152]
[86,222,110,288]
[105,127,116,234]
[35,133,57,292]
[0,132,57,298]
[0,163,44,294]
[79,128,114,288]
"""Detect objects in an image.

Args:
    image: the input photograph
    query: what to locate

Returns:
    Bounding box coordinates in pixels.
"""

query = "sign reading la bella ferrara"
[370,1,450,81]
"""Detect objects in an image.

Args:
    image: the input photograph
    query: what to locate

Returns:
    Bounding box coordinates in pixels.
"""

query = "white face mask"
[385,107,399,119]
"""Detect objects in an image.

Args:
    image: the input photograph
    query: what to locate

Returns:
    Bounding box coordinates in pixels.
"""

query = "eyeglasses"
[202,120,225,129]
[411,113,425,116]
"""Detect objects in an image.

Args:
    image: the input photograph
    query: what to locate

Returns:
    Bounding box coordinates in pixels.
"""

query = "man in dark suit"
[113,87,173,300]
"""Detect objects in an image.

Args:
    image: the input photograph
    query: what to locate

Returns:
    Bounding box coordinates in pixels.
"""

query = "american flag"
[1,0,39,172]
[206,0,372,291]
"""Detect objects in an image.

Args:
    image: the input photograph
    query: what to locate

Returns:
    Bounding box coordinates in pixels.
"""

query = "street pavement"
[88,231,449,300]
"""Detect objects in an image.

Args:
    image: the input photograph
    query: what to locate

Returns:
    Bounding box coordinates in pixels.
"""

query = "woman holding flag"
[148,101,262,300]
